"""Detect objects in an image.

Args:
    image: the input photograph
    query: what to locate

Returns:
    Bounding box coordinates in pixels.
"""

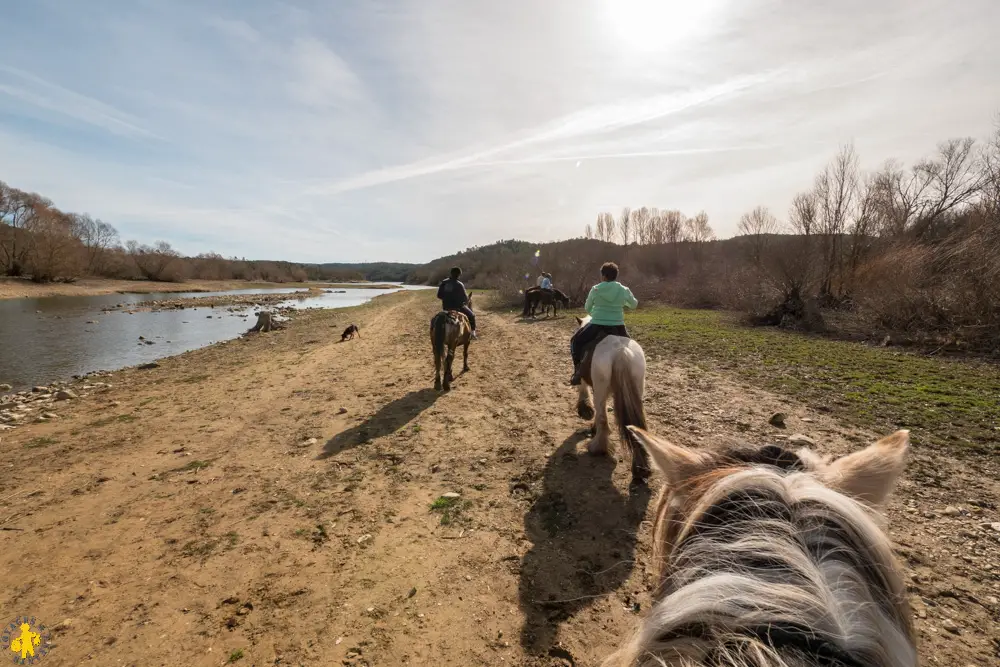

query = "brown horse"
[522,287,570,318]
[603,428,916,667]
[430,308,472,391]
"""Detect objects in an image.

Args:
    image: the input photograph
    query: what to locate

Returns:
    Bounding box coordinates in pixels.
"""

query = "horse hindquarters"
[610,345,650,484]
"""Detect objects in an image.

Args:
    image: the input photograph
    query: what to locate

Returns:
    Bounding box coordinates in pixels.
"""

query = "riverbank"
[0,277,402,300]
[1,291,996,665]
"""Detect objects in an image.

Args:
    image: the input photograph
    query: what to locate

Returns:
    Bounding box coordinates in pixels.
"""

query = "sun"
[603,0,724,53]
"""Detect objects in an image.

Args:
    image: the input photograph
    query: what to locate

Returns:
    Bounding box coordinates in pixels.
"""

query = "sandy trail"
[1,291,997,666]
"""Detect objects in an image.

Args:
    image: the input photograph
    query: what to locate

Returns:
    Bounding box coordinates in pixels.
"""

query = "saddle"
[577,326,629,385]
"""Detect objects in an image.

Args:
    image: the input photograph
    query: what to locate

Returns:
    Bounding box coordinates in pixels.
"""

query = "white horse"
[574,315,650,486]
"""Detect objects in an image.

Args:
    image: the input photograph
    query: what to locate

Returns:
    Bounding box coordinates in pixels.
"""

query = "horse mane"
[607,440,916,667]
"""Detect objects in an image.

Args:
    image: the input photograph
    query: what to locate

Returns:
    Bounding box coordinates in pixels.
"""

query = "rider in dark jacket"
[437,267,477,338]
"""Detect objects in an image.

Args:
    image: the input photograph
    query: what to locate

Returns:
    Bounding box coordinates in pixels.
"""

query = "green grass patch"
[430,495,470,525]
[24,436,58,449]
[628,307,1000,454]
[227,648,244,663]
[88,413,138,428]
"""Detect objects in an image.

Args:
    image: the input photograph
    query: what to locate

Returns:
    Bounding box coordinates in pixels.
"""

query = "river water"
[0,284,431,391]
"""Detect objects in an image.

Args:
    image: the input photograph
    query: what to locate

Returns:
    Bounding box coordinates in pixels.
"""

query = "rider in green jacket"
[569,262,637,385]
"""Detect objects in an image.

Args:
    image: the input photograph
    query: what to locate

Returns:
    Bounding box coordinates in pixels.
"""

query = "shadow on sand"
[518,430,650,655]
[317,388,439,459]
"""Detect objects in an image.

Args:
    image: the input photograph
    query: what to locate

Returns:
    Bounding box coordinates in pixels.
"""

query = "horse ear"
[823,430,909,508]
[627,427,715,485]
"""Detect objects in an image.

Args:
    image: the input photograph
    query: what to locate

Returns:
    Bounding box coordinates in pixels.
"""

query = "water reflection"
[0,284,430,390]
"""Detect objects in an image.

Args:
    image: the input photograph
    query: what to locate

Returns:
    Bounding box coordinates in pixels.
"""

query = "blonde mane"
[605,430,916,667]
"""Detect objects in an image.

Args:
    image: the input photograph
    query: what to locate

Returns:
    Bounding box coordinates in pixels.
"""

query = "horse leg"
[576,383,594,420]
[433,344,442,391]
[586,380,612,456]
[462,337,470,373]
[444,348,455,390]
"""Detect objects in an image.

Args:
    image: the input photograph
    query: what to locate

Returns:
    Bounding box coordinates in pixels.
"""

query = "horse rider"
[535,272,546,288]
[540,272,553,291]
[569,261,637,385]
[437,266,478,339]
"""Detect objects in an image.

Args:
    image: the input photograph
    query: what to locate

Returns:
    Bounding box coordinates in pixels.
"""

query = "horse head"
[606,428,915,666]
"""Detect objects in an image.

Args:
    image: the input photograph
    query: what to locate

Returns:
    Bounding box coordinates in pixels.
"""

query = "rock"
[787,434,816,446]
[144,340,154,345]
[942,506,962,517]
[442,492,461,499]
[941,618,960,635]
[42,412,57,419]
[768,413,786,427]
[32,386,49,393]
[357,534,372,544]
[54,390,78,401]
[138,335,145,340]
[298,437,318,448]
[338,407,348,415]
[137,362,160,370]
[0,384,11,392]
[989,522,1000,532]
[800,417,814,423]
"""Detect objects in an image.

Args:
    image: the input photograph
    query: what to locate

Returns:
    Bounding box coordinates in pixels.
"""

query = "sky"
[1,0,998,263]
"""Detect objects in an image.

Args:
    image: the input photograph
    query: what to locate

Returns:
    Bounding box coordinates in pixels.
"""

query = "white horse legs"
[586,381,611,456]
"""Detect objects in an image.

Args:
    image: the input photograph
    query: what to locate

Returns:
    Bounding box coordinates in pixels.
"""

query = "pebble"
[338,407,348,414]
[298,438,318,448]
[989,522,1000,532]
[54,390,78,401]
[442,492,461,499]
[357,534,372,544]
[768,413,786,427]
[941,618,960,635]
[942,506,962,517]
[42,412,57,419]
[0,384,11,392]
[787,434,816,446]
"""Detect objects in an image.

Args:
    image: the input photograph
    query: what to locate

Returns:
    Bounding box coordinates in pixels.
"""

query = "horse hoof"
[577,404,595,420]
[434,380,442,390]
[443,384,451,392]
[587,437,609,456]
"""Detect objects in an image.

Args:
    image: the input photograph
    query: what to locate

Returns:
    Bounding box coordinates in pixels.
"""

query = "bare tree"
[684,211,714,243]
[0,184,49,276]
[584,223,593,239]
[631,207,650,245]
[661,210,685,244]
[789,191,819,236]
[908,137,983,238]
[618,207,632,245]
[72,214,120,274]
[814,144,859,298]
[27,206,84,282]
[128,240,183,281]
[738,205,779,268]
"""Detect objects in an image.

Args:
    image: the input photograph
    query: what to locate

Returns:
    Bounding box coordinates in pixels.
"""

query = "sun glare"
[604,0,723,53]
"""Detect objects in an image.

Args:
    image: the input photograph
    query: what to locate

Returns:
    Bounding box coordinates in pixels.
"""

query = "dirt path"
[1,292,997,666]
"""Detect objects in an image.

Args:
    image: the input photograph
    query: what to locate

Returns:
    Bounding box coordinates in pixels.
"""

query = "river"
[0,283,432,391]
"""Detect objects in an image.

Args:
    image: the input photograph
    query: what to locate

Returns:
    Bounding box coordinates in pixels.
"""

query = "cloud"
[0,0,997,263]
[0,65,157,139]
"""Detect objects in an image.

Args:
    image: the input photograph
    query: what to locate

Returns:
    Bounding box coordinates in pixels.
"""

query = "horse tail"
[433,313,447,360]
[611,344,650,481]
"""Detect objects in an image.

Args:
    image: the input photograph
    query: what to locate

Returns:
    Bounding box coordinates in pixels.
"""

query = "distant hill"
[316,262,420,282]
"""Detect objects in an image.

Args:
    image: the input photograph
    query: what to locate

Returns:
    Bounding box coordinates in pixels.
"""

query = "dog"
[341,324,360,341]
